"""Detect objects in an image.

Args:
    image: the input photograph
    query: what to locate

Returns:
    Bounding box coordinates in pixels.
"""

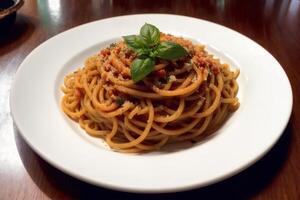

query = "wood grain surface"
[0,0,299,199]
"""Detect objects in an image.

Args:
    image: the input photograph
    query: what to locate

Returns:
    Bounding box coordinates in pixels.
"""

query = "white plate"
[10,14,293,193]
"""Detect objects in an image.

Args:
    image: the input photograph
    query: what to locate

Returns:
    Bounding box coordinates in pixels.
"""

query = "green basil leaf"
[123,35,148,51]
[154,41,188,60]
[137,53,150,59]
[131,57,155,82]
[136,48,151,57]
[140,23,160,46]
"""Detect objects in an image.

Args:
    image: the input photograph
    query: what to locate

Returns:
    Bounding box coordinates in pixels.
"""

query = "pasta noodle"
[61,33,239,153]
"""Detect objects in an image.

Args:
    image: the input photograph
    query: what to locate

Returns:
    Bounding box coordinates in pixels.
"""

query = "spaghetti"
[61,33,239,153]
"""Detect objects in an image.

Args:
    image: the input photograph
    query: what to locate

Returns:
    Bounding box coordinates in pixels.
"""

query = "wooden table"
[1,0,299,199]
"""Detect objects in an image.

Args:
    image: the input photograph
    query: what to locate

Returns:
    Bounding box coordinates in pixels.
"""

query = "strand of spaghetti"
[87,70,99,77]
[98,86,112,105]
[105,71,135,86]
[75,71,83,88]
[78,118,87,129]
[122,128,151,150]
[231,80,239,95]
[151,66,202,96]
[91,83,118,111]
[175,115,212,141]
[128,106,140,119]
[186,93,205,101]
[105,99,154,149]
[163,81,173,90]
[63,95,78,109]
[155,92,206,119]
[152,117,201,136]
[63,73,75,88]
[124,117,146,135]
[178,73,193,88]
[79,118,111,132]
[174,87,212,140]
[222,86,232,98]
[82,74,94,99]
[98,102,133,118]
[61,97,85,119]
[178,98,205,119]
[154,63,167,71]
[193,84,221,118]
[154,98,185,122]
[123,127,169,151]
[84,120,110,137]
[209,104,229,129]
[169,64,191,75]
[124,117,160,136]
[105,117,119,140]
[234,69,240,79]
[114,85,163,99]
[221,97,238,103]
[82,95,110,122]
[136,107,149,115]
[61,86,71,93]
[216,73,224,90]
[62,94,78,107]
[98,81,105,102]
[109,52,130,75]
[143,72,192,90]
[65,106,85,119]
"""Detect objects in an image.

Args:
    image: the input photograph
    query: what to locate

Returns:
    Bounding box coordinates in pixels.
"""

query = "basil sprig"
[123,23,188,82]
[140,23,160,46]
